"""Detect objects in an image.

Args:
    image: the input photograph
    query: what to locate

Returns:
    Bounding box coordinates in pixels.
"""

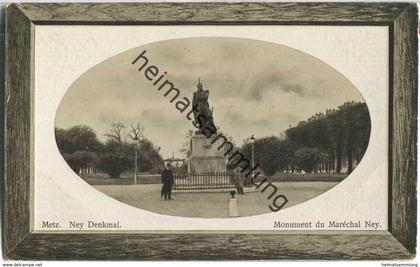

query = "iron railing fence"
[173,172,251,190]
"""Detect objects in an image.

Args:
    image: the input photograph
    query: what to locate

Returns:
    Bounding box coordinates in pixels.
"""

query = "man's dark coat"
[161,168,174,185]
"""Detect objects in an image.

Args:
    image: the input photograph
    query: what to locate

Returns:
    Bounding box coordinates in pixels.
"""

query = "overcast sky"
[55,37,364,159]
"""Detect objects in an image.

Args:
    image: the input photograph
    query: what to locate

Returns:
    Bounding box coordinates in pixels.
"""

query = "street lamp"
[250,134,256,182]
[129,123,144,185]
[133,137,139,185]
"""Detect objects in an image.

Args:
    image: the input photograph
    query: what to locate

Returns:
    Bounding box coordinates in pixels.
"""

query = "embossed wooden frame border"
[3,2,417,260]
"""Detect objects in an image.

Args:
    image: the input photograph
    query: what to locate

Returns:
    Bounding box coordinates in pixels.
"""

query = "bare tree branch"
[105,122,125,142]
[105,122,126,155]
[128,123,145,144]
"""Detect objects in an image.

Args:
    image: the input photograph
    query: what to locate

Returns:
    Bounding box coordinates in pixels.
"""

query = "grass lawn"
[83,172,346,186]
[82,172,160,185]
[93,181,339,218]
[268,172,347,182]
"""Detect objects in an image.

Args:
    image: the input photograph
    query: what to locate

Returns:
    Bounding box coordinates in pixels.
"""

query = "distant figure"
[161,163,174,200]
[233,168,245,195]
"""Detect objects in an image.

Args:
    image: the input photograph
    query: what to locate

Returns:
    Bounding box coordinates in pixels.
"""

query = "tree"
[55,126,101,175]
[55,128,67,152]
[55,126,102,154]
[128,123,145,183]
[136,153,153,172]
[294,147,329,173]
[241,136,293,176]
[104,122,125,156]
[97,153,131,178]
[57,123,164,177]
[286,102,371,174]
[62,153,79,173]
[128,123,145,143]
[63,151,98,174]
[136,139,164,173]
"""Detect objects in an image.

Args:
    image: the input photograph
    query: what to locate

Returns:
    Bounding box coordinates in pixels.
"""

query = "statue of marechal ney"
[192,78,216,134]
[188,79,227,174]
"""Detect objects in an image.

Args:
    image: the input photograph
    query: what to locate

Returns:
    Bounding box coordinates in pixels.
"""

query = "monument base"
[188,133,227,173]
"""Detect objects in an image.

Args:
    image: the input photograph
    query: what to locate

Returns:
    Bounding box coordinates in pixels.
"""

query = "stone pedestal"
[188,133,227,173]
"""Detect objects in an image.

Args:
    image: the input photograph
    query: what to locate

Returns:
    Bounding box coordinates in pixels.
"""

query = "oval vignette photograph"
[54,37,371,218]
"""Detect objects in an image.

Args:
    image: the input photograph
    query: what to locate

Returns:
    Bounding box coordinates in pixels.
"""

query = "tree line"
[239,101,371,176]
[55,123,164,178]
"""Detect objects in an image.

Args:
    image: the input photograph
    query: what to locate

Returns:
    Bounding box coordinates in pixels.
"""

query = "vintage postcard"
[32,25,389,233]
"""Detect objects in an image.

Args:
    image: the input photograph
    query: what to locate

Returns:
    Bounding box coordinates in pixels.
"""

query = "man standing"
[234,168,245,195]
[161,163,174,200]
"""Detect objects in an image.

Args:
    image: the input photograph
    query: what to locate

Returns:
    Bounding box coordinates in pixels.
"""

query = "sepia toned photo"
[54,37,371,218]
[4,2,417,261]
